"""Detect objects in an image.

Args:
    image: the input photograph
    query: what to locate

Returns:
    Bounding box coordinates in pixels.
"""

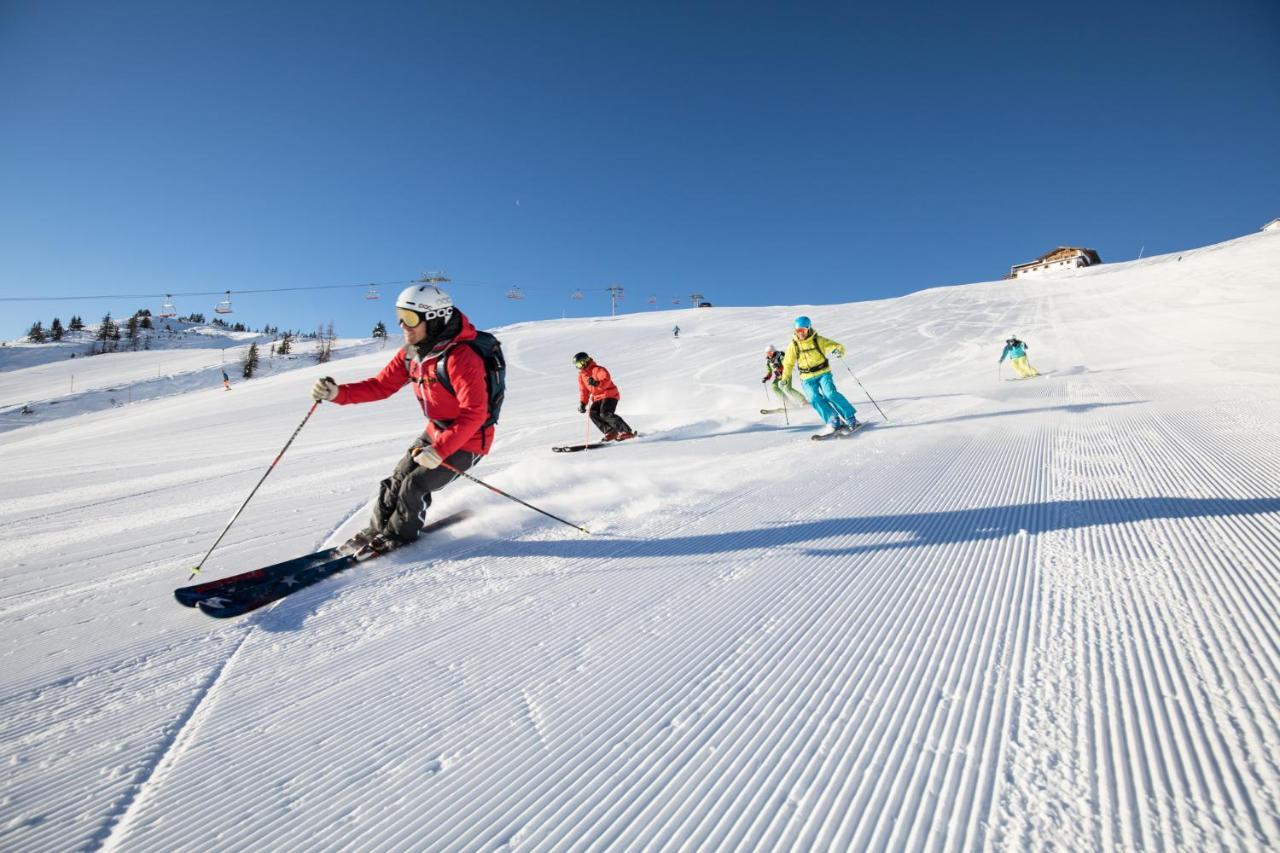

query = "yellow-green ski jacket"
[782,330,845,382]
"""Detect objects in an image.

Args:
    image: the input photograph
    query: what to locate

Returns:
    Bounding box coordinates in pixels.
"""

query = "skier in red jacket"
[574,352,635,441]
[310,283,492,558]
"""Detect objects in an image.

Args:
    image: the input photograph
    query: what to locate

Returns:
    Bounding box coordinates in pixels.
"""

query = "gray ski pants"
[371,437,479,542]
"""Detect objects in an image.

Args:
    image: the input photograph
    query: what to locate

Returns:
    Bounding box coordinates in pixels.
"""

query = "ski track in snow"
[2,232,1280,850]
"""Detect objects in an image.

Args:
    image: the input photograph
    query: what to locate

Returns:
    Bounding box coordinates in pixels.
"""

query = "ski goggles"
[396,306,451,328]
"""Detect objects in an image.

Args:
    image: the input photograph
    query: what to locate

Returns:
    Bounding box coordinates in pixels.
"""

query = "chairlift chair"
[365,285,380,300]
[571,289,584,300]
[158,295,177,319]
[647,295,657,305]
[506,286,525,301]
[214,291,233,315]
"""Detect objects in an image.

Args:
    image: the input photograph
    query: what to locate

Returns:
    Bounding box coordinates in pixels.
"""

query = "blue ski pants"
[800,372,856,426]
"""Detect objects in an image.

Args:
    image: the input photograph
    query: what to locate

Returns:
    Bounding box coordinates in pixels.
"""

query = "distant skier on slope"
[673,325,680,338]
[761,345,807,406]
[310,283,494,558]
[574,352,636,441]
[222,370,231,391]
[781,316,859,437]
[999,335,1040,378]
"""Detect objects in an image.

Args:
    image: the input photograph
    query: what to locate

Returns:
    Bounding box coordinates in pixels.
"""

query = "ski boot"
[342,529,405,562]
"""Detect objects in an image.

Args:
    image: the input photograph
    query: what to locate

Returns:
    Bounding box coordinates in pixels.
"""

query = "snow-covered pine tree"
[96,314,116,342]
[242,342,260,378]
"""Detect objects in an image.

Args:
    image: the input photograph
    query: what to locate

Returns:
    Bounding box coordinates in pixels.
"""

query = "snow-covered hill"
[2,232,1279,850]
[0,322,386,433]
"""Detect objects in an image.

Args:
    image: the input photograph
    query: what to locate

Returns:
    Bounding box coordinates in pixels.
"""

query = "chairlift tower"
[608,283,625,317]
[418,271,451,285]
[689,292,704,306]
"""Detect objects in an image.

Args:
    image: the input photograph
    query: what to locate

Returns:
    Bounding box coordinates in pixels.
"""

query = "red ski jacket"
[577,361,620,404]
[332,312,495,457]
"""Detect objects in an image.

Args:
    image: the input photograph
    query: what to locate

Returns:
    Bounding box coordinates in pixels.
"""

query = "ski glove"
[831,346,845,358]
[578,402,587,414]
[311,377,339,402]
[586,378,598,387]
[414,446,443,470]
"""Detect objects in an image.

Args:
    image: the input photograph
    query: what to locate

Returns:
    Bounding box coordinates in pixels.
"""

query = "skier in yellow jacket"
[781,316,858,437]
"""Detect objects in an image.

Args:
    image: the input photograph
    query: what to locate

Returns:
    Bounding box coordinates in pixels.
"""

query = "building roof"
[1028,246,1102,265]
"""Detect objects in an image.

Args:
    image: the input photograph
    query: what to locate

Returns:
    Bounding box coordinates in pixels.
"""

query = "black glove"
[586,378,598,387]
[761,377,769,383]
[578,402,587,413]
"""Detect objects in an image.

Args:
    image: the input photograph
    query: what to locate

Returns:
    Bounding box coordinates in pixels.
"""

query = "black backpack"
[436,330,506,429]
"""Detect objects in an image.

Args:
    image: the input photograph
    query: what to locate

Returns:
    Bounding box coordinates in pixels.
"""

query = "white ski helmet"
[395,284,454,324]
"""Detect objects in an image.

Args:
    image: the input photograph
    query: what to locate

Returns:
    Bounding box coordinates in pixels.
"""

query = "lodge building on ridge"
[1008,247,1102,279]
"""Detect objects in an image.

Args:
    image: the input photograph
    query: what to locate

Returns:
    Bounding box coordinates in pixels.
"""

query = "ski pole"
[780,379,790,425]
[441,462,591,535]
[837,357,890,422]
[585,393,593,445]
[188,400,320,579]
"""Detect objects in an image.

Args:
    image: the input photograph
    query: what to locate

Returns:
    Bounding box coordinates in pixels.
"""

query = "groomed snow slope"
[2,232,1279,851]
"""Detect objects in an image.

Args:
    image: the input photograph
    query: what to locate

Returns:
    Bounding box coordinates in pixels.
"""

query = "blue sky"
[2,0,1278,340]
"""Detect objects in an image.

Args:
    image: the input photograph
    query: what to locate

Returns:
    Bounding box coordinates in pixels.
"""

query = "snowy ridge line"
[97,628,256,853]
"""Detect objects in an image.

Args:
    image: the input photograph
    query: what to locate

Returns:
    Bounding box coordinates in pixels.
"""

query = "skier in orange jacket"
[574,352,635,441]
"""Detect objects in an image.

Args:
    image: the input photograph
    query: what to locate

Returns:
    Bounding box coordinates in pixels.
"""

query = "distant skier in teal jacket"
[999,336,1039,378]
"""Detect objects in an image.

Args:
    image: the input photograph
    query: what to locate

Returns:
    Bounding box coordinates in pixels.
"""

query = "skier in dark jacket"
[310,283,491,557]
[761,345,807,405]
[574,352,635,441]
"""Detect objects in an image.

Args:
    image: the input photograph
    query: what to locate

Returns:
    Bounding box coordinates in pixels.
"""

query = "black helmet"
[572,351,590,367]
